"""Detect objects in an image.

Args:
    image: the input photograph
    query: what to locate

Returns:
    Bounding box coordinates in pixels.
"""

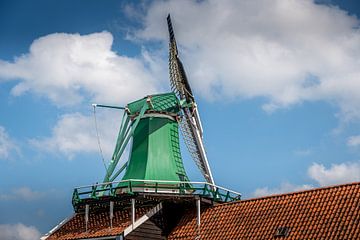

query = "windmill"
[97,15,214,187]
[72,15,240,210]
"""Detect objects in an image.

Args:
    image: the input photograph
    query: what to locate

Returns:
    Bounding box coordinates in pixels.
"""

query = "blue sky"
[1,0,360,238]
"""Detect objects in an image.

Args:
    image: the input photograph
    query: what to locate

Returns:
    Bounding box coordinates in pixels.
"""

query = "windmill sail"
[167,14,215,185]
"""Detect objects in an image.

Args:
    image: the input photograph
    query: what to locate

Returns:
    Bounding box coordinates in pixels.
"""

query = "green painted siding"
[122,116,189,182]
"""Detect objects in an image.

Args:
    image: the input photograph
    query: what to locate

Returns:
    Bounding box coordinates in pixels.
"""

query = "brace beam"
[103,102,149,183]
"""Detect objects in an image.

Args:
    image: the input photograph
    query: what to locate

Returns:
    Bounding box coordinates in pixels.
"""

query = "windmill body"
[121,93,189,183]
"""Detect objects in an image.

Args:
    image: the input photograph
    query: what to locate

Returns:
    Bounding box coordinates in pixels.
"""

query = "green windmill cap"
[127,92,181,115]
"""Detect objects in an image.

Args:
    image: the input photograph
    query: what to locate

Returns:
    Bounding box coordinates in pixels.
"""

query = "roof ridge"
[216,181,360,207]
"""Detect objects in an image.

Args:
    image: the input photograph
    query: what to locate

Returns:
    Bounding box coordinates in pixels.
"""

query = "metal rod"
[93,104,108,171]
[92,103,125,110]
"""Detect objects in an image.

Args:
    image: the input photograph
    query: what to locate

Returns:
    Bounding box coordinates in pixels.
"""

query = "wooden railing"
[72,179,241,207]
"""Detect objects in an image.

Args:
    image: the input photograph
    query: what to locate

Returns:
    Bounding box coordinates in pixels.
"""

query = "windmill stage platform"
[43,180,240,240]
[72,179,241,212]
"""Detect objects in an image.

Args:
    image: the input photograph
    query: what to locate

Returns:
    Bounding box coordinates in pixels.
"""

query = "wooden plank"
[126,220,165,240]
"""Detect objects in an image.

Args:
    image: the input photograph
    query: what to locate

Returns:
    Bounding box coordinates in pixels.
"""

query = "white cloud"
[12,187,44,201]
[308,161,360,186]
[30,111,121,159]
[0,126,19,160]
[135,0,360,119]
[0,32,163,106]
[3,1,359,119]
[0,187,44,201]
[253,182,313,197]
[254,160,360,197]
[0,223,41,240]
[347,135,360,147]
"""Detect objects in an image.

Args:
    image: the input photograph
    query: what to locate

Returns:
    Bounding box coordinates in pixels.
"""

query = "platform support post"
[85,204,89,232]
[110,201,114,228]
[131,198,135,228]
[196,197,201,239]
[196,198,201,227]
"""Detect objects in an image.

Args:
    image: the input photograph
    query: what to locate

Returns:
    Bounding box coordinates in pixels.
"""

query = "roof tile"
[168,182,360,240]
[46,206,152,240]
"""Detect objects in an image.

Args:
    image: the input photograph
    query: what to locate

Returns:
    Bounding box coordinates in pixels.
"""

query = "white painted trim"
[141,112,176,121]
[41,202,163,240]
[40,213,75,240]
[78,236,121,240]
[123,202,163,236]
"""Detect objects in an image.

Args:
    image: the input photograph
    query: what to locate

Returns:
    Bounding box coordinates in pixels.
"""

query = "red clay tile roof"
[46,206,152,240]
[168,182,360,240]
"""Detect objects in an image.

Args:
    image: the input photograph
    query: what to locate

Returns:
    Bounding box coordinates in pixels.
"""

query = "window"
[275,227,290,237]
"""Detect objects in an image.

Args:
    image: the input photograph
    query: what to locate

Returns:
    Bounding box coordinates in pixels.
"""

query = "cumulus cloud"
[29,111,122,159]
[0,187,44,201]
[0,126,19,160]
[1,0,360,164]
[12,187,44,201]
[347,135,360,147]
[0,223,41,240]
[253,160,360,197]
[3,1,359,119]
[0,32,163,106]
[253,182,313,197]
[308,161,360,186]
[135,0,360,118]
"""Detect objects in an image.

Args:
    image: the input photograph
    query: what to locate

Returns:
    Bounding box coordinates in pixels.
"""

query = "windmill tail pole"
[92,103,126,110]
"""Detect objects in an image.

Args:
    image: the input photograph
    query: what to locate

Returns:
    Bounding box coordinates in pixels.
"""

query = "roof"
[168,182,360,239]
[44,182,360,239]
[127,92,180,115]
[45,206,153,240]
